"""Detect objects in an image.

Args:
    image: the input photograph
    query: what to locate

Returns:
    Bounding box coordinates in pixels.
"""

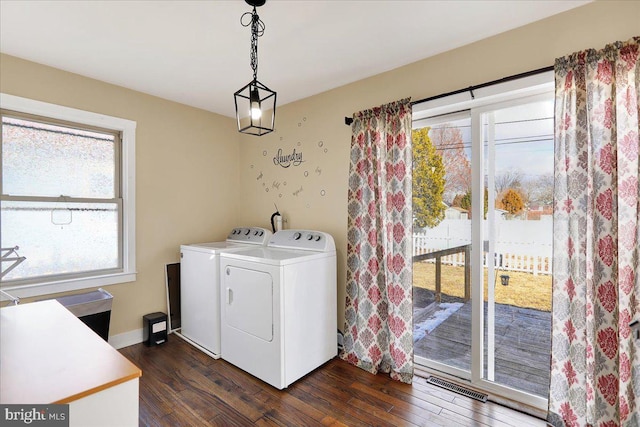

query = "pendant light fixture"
[234,0,276,136]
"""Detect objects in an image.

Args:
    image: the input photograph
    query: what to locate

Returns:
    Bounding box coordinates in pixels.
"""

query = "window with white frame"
[0,94,136,298]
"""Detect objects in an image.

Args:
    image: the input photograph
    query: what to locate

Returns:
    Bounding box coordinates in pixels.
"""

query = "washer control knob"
[315,235,321,241]
[293,232,302,240]
[244,229,250,235]
[307,234,313,240]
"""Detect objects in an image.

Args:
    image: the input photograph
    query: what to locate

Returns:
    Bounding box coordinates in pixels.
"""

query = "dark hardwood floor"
[119,336,547,426]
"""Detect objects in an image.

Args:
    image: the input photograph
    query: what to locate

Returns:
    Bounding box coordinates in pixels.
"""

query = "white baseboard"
[109,328,144,349]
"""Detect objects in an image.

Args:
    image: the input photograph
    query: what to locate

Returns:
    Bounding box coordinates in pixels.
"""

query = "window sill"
[0,272,137,301]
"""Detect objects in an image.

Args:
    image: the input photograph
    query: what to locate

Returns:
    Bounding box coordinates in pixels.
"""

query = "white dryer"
[179,227,271,359]
[219,229,337,389]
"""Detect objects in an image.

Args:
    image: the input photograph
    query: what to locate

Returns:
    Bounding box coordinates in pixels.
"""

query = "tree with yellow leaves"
[501,188,524,215]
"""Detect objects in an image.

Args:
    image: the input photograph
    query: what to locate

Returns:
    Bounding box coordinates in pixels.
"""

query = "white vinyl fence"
[413,218,553,276]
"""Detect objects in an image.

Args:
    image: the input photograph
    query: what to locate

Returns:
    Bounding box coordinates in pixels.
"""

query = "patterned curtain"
[549,37,640,427]
[340,98,414,383]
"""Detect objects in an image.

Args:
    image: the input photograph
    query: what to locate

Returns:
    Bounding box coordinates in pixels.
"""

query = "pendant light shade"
[234,0,276,136]
[234,79,276,136]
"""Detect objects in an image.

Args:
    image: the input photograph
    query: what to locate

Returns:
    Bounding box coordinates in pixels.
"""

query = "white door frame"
[470,92,553,410]
[412,78,554,411]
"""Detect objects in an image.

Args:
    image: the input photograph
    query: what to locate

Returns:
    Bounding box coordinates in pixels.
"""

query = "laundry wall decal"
[247,115,329,207]
[273,148,304,168]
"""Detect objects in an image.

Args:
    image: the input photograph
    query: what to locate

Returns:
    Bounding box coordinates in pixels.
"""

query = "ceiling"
[0,1,590,118]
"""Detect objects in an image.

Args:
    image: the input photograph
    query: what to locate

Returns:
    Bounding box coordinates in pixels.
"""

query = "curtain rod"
[344,65,554,126]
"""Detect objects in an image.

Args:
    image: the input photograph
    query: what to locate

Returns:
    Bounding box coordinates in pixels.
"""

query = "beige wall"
[236,0,640,331]
[0,55,241,335]
[1,0,638,338]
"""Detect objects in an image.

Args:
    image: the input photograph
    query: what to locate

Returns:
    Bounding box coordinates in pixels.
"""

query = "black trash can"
[143,312,168,346]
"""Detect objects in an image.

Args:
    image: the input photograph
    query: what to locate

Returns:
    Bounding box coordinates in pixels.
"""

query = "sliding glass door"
[480,97,554,399]
[412,90,554,409]
[413,113,473,379]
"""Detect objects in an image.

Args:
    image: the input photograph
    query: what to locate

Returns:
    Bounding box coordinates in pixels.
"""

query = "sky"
[424,98,555,180]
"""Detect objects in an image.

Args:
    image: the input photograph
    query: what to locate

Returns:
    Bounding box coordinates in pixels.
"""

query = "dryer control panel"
[268,229,335,252]
[227,227,272,245]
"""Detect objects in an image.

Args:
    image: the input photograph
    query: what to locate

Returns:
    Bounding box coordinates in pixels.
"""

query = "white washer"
[219,229,337,389]
[178,227,271,359]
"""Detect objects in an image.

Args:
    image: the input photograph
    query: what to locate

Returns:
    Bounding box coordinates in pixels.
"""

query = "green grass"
[413,262,552,312]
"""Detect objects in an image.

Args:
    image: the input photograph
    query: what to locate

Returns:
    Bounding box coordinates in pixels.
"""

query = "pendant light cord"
[241,7,266,81]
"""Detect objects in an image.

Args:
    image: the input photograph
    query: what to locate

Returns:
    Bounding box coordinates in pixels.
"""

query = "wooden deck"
[413,287,551,398]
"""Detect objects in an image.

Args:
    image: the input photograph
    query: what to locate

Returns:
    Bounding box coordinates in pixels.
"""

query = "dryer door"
[223,265,273,341]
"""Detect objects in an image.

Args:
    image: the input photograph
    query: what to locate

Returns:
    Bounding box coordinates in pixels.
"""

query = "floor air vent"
[426,377,488,402]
